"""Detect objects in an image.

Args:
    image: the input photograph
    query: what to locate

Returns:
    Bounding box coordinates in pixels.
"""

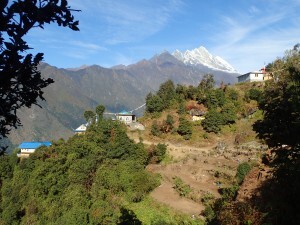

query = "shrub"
[201,110,223,133]
[236,162,252,184]
[172,176,192,197]
[154,144,167,163]
[151,121,162,136]
[177,117,192,140]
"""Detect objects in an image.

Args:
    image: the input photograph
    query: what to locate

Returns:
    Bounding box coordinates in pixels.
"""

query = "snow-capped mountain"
[172,46,236,73]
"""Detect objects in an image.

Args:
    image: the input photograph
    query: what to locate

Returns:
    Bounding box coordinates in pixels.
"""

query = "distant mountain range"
[5,47,239,151]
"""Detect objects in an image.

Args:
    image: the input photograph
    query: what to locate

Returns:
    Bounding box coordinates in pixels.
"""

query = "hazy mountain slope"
[6,51,238,151]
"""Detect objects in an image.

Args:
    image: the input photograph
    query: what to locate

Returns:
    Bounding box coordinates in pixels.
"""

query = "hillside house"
[17,141,51,158]
[189,109,206,121]
[116,110,136,124]
[74,124,87,135]
[237,68,273,83]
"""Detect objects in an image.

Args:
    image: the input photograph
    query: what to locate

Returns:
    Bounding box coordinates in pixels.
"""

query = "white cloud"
[82,0,184,45]
[210,1,300,73]
[69,41,107,51]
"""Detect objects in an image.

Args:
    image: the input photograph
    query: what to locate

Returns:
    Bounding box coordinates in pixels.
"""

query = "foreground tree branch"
[0,0,80,153]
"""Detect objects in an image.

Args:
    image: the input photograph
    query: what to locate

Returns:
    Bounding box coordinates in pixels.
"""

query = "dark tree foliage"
[145,93,164,113]
[96,104,105,120]
[207,46,300,225]
[254,48,300,147]
[161,114,174,133]
[0,118,158,224]
[83,110,95,123]
[245,88,263,103]
[198,74,215,92]
[201,109,223,133]
[0,0,79,150]
[151,120,161,136]
[157,79,176,107]
[177,117,192,140]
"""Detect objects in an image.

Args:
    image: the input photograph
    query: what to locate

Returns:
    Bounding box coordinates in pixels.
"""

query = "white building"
[74,124,87,134]
[237,67,274,83]
[237,71,265,83]
[17,141,52,158]
[116,110,136,124]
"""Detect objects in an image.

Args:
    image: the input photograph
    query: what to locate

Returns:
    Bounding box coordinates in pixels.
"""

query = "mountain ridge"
[5,48,239,151]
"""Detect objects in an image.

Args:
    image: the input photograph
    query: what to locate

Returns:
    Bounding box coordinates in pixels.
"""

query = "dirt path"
[130,135,215,160]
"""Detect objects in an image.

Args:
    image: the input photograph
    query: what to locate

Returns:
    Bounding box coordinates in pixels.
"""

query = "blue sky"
[26,0,300,74]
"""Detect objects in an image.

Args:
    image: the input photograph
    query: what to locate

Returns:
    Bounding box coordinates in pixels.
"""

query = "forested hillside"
[1,46,299,224]
[0,117,202,224]
[5,51,237,152]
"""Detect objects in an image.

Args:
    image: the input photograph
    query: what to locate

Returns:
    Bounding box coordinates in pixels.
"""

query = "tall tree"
[84,110,95,124]
[96,104,106,120]
[157,79,176,107]
[254,46,300,147]
[0,0,79,151]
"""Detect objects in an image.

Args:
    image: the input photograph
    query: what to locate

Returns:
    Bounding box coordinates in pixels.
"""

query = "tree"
[161,114,174,133]
[157,80,176,107]
[96,105,105,120]
[245,88,262,103]
[201,109,223,133]
[83,110,95,124]
[0,0,79,150]
[177,117,192,140]
[198,74,215,91]
[145,94,164,113]
[221,102,237,124]
[197,74,215,102]
[151,120,161,136]
[254,47,300,147]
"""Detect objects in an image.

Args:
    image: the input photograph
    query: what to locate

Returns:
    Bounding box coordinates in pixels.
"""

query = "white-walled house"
[237,71,264,83]
[74,124,87,134]
[116,110,136,124]
[237,68,273,83]
[17,141,52,158]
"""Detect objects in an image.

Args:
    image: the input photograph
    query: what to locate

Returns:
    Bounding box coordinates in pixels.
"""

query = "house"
[237,68,273,83]
[116,110,136,124]
[74,124,87,134]
[17,141,51,158]
[189,109,206,121]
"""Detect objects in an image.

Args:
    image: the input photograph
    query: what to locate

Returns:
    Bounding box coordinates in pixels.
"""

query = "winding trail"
[130,135,215,160]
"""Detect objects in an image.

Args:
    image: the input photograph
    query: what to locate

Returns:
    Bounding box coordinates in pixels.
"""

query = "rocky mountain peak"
[172,46,236,73]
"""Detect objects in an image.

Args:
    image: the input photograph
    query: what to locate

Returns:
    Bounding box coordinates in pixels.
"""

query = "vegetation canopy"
[0,0,79,152]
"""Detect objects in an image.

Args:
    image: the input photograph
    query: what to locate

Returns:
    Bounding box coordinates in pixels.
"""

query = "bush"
[172,176,192,197]
[236,162,252,184]
[154,144,167,163]
[151,121,162,136]
[201,110,223,133]
[177,117,192,140]
[245,88,262,103]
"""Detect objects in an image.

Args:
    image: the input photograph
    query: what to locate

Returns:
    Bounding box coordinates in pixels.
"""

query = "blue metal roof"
[119,110,129,115]
[118,110,131,115]
[19,141,52,149]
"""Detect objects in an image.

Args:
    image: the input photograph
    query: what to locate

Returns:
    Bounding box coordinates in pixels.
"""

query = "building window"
[255,74,258,77]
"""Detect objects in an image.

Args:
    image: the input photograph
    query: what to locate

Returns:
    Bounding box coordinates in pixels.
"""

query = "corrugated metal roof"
[19,142,52,149]
[119,110,130,115]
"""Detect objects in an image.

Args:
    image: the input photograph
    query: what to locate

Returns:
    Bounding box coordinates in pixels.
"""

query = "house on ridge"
[237,68,273,83]
[116,110,136,124]
[17,141,52,158]
[74,124,87,135]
